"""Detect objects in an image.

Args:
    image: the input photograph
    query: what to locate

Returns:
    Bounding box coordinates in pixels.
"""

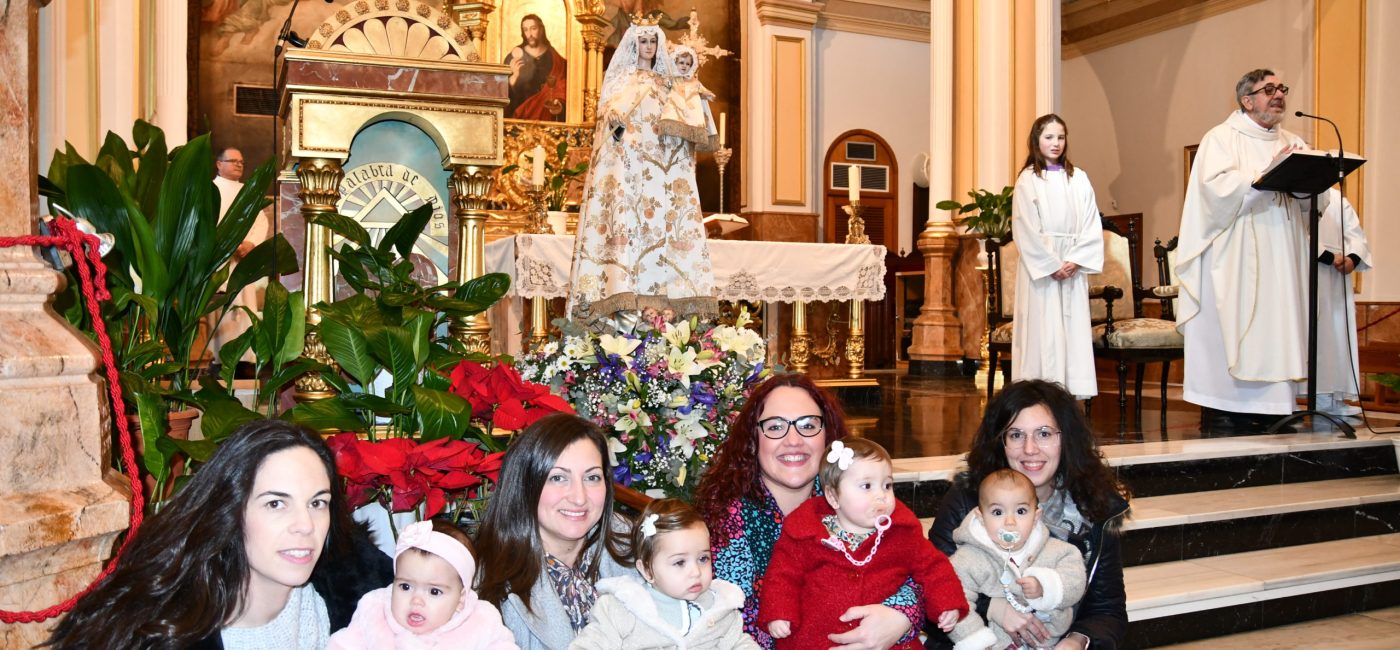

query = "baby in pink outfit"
[328,520,518,649]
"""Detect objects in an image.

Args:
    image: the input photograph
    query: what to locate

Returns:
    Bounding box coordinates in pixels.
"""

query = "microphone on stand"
[1293,110,1346,185]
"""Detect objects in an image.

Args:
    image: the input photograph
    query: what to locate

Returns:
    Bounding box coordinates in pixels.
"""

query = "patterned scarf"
[544,553,599,632]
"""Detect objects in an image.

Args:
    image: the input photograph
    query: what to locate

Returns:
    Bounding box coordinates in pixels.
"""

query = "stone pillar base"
[0,472,132,646]
[0,252,134,645]
[908,225,965,366]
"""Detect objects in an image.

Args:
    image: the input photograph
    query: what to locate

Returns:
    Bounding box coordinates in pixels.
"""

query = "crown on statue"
[630,12,662,27]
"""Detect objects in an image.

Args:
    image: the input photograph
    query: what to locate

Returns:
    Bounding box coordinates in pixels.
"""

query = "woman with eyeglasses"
[924,380,1130,650]
[694,373,925,650]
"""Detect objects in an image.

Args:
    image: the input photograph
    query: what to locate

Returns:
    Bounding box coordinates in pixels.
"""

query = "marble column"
[908,0,965,375]
[0,2,132,645]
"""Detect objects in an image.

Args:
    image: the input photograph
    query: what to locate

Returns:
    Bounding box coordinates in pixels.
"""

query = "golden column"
[449,164,497,354]
[444,0,497,53]
[294,157,344,401]
[574,0,609,122]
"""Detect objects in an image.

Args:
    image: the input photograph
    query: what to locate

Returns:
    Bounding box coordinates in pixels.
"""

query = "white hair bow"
[826,441,854,470]
[641,513,660,538]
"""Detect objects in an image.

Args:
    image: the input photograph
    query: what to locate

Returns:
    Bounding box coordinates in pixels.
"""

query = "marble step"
[1120,475,1400,566]
[892,434,1399,518]
[1123,534,1400,647]
[1111,436,1398,498]
[1152,604,1400,649]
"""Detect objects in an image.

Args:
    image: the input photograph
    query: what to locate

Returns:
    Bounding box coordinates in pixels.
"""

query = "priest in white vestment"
[210,148,272,369]
[1176,69,1321,428]
[1305,188,1371,417]
[1009,114,1104,399]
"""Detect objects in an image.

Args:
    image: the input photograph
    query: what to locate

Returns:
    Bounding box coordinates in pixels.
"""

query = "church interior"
[3,0,1400,648]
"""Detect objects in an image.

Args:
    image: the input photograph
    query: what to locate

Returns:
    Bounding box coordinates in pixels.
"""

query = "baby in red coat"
[758,438,968,649]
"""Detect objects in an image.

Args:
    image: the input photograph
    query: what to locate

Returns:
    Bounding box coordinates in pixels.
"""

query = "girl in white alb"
[1009,114,1104,399]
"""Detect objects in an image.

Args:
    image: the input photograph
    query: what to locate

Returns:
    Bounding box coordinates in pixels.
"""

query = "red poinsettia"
[449,360,573,431]
[326,433,505,518]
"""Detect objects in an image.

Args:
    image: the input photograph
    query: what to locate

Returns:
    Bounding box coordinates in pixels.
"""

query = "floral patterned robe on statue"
[567,25,717,329]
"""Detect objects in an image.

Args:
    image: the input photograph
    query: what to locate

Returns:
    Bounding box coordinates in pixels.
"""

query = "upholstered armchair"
[1092,232,1184,432]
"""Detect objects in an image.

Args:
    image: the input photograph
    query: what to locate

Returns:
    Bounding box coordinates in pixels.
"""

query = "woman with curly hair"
[693,373,923,650]
[924,379,1130,650]
[43,420,392,650]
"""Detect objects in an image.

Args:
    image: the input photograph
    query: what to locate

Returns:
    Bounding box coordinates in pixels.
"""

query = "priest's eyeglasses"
[1003,426,1061,448]
[757,415,825,439]
[1245,84,1289,97]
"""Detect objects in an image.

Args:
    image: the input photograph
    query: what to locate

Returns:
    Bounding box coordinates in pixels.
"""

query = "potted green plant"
[936,185,1015,241]
[39,121,298,502]
[278,205,569,536]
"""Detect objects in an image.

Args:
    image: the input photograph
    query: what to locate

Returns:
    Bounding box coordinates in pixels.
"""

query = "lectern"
[1253,149,1365,435]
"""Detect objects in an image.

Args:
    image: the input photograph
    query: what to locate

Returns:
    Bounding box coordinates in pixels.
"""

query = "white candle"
[719,112,727,147]
[531,145,546,186]
[848,165,860,202]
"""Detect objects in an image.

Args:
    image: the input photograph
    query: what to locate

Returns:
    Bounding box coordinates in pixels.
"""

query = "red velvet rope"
[0,218,145,624]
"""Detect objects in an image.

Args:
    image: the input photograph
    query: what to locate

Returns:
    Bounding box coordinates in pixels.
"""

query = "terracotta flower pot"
[128,407,199,501]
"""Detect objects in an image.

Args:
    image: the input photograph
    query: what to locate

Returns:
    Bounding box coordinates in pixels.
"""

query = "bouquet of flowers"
[516,310,772,498]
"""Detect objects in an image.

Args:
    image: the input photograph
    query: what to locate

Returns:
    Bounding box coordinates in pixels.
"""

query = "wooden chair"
[984,234,1016,401]
[1092,230,1184,432]
[984,216,1119,402]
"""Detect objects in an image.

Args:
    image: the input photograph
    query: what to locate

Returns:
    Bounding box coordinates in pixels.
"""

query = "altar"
[485,234,888,379]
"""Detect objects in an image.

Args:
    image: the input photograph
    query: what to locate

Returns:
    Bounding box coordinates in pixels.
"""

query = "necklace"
[820,514,892,567]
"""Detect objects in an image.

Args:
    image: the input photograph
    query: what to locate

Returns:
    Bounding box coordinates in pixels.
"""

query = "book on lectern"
[1253,149,1365,195]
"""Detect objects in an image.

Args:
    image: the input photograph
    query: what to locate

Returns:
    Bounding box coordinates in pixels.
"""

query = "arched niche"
[822,129,900,252]
[307,0,479,62]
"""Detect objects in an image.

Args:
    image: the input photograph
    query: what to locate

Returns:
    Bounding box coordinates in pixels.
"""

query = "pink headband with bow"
[395,521,475,590]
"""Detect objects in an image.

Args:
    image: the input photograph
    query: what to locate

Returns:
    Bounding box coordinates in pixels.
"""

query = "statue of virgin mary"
[566,23,717,330]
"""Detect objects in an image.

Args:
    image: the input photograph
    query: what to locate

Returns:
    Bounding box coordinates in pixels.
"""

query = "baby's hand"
[767,620,792,639]
[1017,576,1043,600]
[936,609,960,632]
[701,90,716,100]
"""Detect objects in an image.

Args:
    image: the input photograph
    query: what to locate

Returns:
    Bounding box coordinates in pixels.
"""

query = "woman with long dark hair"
[694,373,923,650]
[44,419,391,649]
[473,412,634,649]
[925,380,1130,650]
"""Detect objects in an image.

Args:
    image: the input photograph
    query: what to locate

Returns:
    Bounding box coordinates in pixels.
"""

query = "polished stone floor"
[841,370,1400,460]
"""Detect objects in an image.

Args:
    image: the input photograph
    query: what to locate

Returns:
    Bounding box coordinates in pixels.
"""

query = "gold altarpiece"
[276,0,877,385]
[276,0,514,399]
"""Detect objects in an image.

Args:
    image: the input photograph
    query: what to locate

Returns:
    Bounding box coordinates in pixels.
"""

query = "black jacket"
[189,526,393,649]
[924,480,1129,650]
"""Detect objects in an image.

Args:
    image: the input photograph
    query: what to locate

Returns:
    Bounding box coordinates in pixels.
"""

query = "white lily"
[666,346,719,387]
[599,334,642,364]
[662,319,692,349]
[606,436,628,467]
[668,409,709,459]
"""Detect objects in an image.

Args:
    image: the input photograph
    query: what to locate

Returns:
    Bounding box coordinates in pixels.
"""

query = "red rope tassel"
[0,217,145,624]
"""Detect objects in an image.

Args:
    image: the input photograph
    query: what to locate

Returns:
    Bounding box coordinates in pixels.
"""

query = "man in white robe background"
[1307,188,1371,419]
[1176,69,1320,434]
[210,147,272,377]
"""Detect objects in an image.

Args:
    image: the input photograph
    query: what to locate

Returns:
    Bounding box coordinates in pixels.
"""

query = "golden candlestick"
[713,147,733,213]
[525,185,552,234]
[843,201,870,245]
